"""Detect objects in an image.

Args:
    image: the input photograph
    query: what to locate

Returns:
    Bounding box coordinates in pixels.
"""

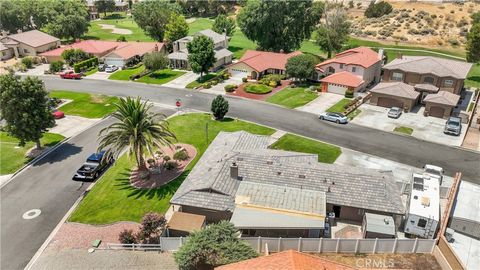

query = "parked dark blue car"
[73,151,114,181]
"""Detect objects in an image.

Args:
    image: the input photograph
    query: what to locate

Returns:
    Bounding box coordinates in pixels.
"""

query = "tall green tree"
[315,4,350,58]
[237,0,323,52]
[164,13,189,50]
[0,1,25,33]
[61,49,90,66]
[466,24,480,63]
[132,0,181,41]
[143,52,169,71]
[286,54,317,81]
[174,221,257,270]
[95,0,116,17]
[0,74,55,149]
[0,0,62,34]
[212,14,236,37]
[211,95,229,120]
[43,0,90,41]
[187,35,216,77]
[97,97,176,172]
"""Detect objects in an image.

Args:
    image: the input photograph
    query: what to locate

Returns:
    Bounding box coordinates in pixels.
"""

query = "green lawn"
[326,98,351,113]
[229,28,257,59]
[269,133,341,164]
[49,91,119,118]
[85,16,153,42]
[244,83,272,94]
[136,69,186,85]
[0,132,65,175]
[108,65,145,81]
[465,64,480,89]
[185,73,218,89]
[84,67,98,76]
[394,126,414,135]
[383,49,462,63]
[68,113,275,224]
[266,87,318,109]
[188,18,214,35]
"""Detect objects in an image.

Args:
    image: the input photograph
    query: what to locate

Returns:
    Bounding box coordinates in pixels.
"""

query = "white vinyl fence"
[150,237,436,254]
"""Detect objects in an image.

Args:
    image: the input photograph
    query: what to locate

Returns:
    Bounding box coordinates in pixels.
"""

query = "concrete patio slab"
[351,104,466,146]
[296,92,344,115]
[49,116,101,138]
[448,232,480,270]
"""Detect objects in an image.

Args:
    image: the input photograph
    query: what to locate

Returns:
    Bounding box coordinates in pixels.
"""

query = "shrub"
[119,229,137,244]
[61,48,90,66]
[73,57,98,73]
[136,212,166,244]
[203,82,211,89]
[173,149,189,161]
[49,61,64,73]
[129,70,151,80]
[143,52,169,71]
[345,89,354,98]
[165,160,177,170]
[222,73,230,79]
[211,95,229,120]
[117,35,127,42]
[268,81,277,87]
[365,1,393,18]
[163,155,171,162]
[224,84,237,92]
[242,77,248,83]
[211,80,218,85]
[21,57,33,69]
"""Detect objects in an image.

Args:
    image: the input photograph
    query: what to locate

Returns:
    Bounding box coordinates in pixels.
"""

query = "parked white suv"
[424,164,444,185]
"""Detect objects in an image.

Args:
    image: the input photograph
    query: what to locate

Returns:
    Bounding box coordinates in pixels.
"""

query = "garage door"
[104,58,125,68]
[377,97,403,108]
[327,84,347,95]
[230,68,249,78]
[429,106,445,118]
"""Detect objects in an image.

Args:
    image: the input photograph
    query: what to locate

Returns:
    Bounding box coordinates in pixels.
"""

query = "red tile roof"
[316,47,381,69]
[216,250,357,270]
[233,50,302,72]
[106,42,165,59]
[40,40,119,56]
[320,71,365,88]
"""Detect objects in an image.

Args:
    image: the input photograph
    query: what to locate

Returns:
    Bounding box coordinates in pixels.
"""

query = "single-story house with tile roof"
[40,40,120,63]
[319,71,365,95]
[102,42,165,67]
[215,250,357,270]
[382,55,473,95]
[315,47,383,95]
[170,131,405,238]
[423,91,461,118]
[369,82,420,111]
[0,30,60,59]
[0,43,14,61]
[227,50,302,80]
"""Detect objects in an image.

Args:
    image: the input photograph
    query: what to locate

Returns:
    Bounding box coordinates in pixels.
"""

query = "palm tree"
[98,97,176,173]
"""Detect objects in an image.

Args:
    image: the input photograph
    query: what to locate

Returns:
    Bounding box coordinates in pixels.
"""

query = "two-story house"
[168,29,233,71]
[369,56,472,118]
[315,47,383,95]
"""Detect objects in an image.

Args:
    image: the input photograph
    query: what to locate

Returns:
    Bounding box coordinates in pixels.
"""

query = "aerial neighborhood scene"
[1,0,480,269]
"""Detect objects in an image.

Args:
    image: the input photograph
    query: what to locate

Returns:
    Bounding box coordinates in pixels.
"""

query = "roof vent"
[327,186,331,193]
[237,157,243,161]
[230,162,239,180]
[413,195,418,200]
[266,161,273,165]
[277,171,282,175]
[384,218,390,225]
[298,174,306,179]
[332,181,335,185]
[323,177,327,183]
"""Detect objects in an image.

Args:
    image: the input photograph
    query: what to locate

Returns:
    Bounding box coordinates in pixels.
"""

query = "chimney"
[327,186,331,193]
[230,162,238,180]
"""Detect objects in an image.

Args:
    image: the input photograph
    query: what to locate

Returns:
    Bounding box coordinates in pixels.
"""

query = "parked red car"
[60,71,82,80]
[52,110,65,119]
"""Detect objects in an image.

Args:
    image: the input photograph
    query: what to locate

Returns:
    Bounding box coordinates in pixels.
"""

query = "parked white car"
[319,112,348,124]
[105,65,118,73]
[387,107,402,118]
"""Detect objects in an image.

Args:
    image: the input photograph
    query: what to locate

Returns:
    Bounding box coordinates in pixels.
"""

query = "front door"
[333,205,341,218]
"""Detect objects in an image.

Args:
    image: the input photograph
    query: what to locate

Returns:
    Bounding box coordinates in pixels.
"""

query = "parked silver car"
[444,116,462,136]
[319,112,348,124]
[387,107,402,118]
[105,65,118,73]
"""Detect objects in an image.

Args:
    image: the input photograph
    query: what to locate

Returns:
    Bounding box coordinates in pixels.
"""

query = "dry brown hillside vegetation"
[348,1,479,47]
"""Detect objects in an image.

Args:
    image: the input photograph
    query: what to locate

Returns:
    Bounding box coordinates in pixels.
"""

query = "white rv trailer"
[404,173,440,239]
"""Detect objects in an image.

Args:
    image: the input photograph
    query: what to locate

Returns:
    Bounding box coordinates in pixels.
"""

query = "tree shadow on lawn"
[467,75,480,83]
[114,169,188,200]
[147,72,177,81]
[228,46,244,54]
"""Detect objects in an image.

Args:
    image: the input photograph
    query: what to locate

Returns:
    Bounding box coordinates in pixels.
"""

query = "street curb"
[0,117,109,190]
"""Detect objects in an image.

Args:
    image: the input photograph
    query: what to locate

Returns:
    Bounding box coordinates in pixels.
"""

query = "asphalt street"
[1,107,175,270]
[42,77,480,182]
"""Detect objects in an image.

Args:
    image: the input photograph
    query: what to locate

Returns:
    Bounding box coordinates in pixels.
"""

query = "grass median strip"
[266,87,318,109]
[108,65,145,81]
[394,126,414,135]
[68,113,275,224]
[269,133,341,164]
[136,69,186,85]
[0,132,65,175]
[49,91,119,118]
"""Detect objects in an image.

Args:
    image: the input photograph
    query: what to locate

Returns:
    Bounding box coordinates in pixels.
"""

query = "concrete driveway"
[200,77,243,95]
[296,92,344,115]
[49,115,101,138]
[17,64,49,76]
[351,104,467,146]
[86,70,113,80]
[162,71,199,88]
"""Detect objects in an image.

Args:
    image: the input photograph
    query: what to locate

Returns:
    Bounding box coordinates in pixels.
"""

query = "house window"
[423,76,434,84]
[1,52,5,56]
[328,66,335,73]
[340,64,344,69]
[24,49,29,53]
[417,219,427,228]
[444,79,454,87]
[352,66,357,73]
[392,72,403,81]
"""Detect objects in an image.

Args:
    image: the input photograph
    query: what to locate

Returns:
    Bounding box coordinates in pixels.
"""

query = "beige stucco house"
[0,30,60,59]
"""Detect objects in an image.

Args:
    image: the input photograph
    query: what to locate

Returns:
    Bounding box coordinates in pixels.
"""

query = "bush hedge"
[73,57,98,73]
[345,89,354,98]
[49,61,64,73]
[173,149,189,161]
[224,84,237,92]
[21,57,33,69]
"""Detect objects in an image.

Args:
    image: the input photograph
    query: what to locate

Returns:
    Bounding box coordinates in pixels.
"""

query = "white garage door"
[104,58,125,68]
[327,84,348,95]
[230,68,249,78]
